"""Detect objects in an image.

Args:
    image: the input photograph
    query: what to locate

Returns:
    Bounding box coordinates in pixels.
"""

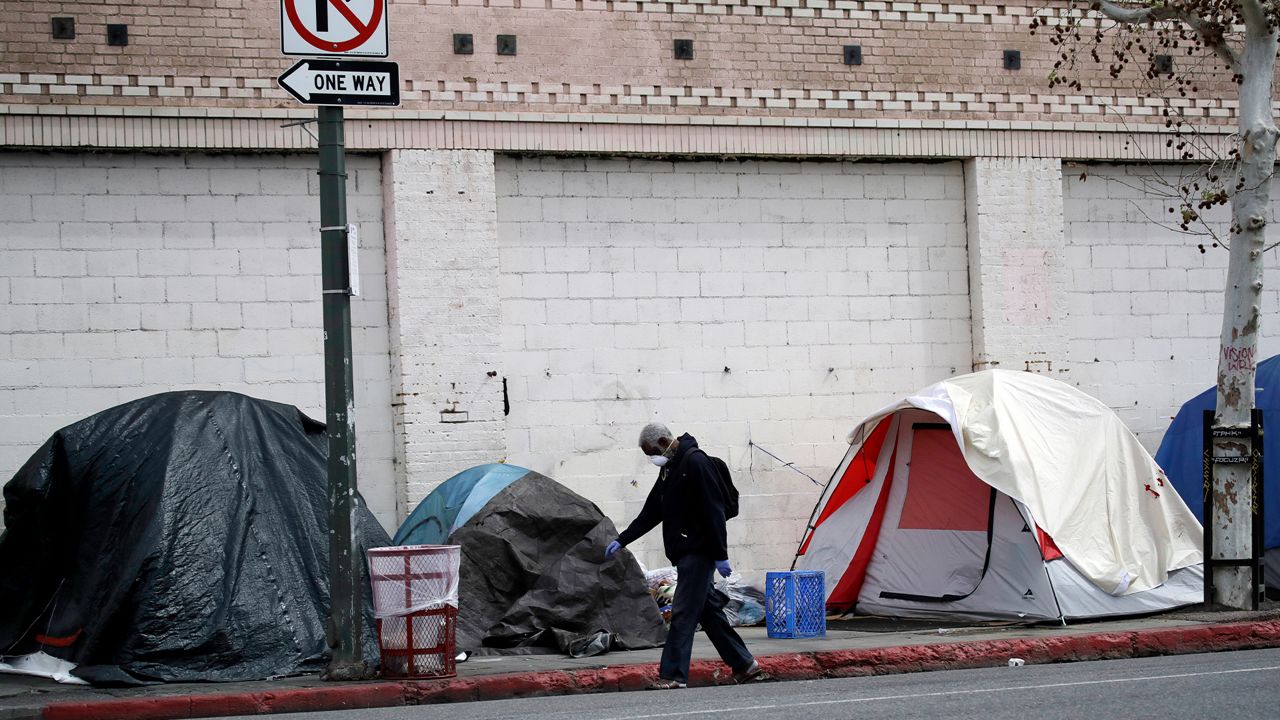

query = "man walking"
[605,422,765,689]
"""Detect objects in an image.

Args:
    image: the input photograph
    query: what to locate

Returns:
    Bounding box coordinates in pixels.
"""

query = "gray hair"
[638,422,673,448]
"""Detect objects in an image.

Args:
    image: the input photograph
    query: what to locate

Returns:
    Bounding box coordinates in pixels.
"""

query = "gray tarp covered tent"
[395,464,666,656]
[0,391,389,685]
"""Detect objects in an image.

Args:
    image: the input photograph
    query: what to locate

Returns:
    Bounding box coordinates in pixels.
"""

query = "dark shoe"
[649,678,688,690]
[733,660,768,684]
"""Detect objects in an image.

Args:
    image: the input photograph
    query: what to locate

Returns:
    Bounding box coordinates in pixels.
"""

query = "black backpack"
[696,450,740,520]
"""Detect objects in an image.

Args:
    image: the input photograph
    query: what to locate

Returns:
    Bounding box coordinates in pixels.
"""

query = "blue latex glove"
[715,559,732,578]
[605,540,622,559]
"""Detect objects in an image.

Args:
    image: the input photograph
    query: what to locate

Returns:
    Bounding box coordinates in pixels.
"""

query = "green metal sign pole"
[317,105,366,679]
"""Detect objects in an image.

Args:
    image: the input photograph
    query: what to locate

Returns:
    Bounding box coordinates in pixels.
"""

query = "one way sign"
[277,58,400,107]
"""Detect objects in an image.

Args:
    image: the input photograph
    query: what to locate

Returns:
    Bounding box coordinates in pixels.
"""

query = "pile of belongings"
[647,568,678,623]
[643,567,766,627]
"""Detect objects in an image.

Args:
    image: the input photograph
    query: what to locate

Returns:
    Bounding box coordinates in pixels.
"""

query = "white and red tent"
[793,370,1204,621]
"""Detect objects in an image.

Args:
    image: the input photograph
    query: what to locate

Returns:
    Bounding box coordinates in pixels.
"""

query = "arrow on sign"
[285,64,389,99]
[277,58,400,107]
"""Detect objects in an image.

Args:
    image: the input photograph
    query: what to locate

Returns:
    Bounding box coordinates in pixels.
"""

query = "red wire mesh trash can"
[367,544,461,679]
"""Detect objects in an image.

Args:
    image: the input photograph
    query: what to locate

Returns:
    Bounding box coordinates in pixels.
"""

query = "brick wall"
[0,2,1245,128]
[1064,164,1280,450]
[0,150,399,531]
[495,155,972,574]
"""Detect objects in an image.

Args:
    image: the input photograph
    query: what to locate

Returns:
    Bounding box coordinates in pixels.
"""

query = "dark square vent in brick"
[1154,54,1174,74]
[843,45,862,66]
[51,17,75,40]
[497,34,517,56]
[453,33,473,55]
[674,38,693,60]
[1003,49,1021,70]
[107,23,128,47]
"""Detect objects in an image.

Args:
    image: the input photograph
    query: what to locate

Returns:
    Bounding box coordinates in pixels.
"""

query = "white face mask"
[649,455,669,468]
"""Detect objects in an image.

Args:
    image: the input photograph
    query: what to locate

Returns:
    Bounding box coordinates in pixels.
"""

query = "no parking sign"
[280,0,388,57]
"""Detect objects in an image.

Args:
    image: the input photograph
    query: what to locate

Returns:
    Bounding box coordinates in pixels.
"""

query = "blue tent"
[1155,355,1280,552]
[392,463,527,545]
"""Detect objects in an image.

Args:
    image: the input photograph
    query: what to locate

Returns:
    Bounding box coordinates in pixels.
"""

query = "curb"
[40,619,1280,720]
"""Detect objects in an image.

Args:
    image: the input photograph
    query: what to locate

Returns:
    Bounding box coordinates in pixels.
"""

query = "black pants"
[659,553,754,684]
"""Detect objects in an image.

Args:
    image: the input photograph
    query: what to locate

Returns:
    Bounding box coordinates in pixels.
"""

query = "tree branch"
[1093,0,1242,74]
[1238,0,1268,35]
[1092,0,1181,24]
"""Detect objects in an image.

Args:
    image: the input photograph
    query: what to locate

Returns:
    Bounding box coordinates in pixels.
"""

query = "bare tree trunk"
[1212,15,1277,608]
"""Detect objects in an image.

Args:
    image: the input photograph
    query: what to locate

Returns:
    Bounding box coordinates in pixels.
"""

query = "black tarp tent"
[0,391,389,685]
[394,464,667,656]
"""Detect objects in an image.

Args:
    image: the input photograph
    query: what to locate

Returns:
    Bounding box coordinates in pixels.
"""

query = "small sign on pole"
[346,223,360,297]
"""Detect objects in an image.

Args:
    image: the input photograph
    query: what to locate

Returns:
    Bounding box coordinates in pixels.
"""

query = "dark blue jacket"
[617,434,729,562]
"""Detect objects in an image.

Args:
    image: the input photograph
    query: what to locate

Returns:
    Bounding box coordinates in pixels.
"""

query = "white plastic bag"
[367,545,461,618]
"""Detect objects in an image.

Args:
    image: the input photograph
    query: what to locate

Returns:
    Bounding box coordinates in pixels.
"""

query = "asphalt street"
[218,648,1280,720]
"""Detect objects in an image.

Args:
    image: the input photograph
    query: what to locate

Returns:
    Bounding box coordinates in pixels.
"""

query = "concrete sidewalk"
[6,606,1280,720]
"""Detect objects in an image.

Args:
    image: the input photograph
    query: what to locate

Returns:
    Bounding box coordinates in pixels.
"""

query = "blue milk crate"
[765,570,826,639]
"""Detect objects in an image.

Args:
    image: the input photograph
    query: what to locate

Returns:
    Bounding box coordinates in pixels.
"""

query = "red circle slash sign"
[285,0,384,53]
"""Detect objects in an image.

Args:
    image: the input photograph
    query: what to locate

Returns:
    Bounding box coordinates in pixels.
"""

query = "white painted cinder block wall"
[383,150,506,513]
[10,150,1274,565]
[1064,164,1280,450]
[494,156,973,576]
[0,151,399,532]
[965,158,1070,374]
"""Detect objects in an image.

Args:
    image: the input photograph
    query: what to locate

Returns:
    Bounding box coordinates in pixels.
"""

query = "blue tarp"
[392,463,526,545]
[1156,356,1280,550]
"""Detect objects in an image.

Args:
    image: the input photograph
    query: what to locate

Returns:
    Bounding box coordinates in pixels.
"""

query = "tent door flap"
[878,487,997,603]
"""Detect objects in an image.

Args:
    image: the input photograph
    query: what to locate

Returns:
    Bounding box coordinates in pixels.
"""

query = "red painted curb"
[42,683,405,720]
[40,620,1280,720]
